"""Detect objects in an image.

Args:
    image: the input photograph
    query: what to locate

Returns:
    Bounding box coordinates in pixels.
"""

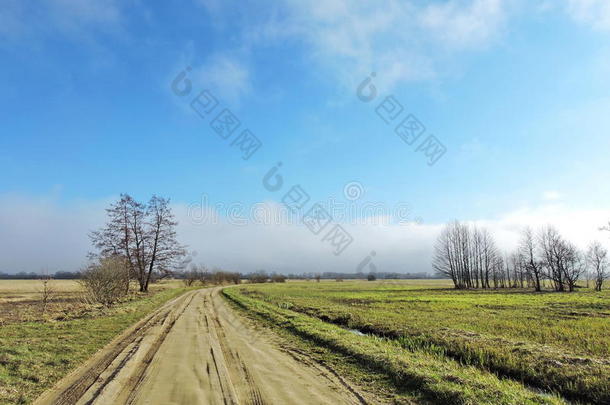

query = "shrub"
[249,271,269,283]
[182,269,201,286]
[79,257,129,307]
[271,274,287,283]
[181,266,241,285]
[211,270,241,285]
[39,276,54,314]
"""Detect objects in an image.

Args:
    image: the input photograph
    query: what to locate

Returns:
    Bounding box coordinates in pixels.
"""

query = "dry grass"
[0,280,81,298]
[0,279,191,404]
[0,279,183,325]
[0,289,192,404]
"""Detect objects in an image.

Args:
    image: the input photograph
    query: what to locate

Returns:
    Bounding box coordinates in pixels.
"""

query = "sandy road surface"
[35,288,370,405]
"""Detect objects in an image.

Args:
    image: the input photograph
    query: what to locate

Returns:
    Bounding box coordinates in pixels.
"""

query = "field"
[224,280,610,404]
[4,278,609,404]
[0,279,190,404]
[0,279,184,324]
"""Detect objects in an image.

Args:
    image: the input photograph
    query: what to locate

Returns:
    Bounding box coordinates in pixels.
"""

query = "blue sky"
[2,0,610,273]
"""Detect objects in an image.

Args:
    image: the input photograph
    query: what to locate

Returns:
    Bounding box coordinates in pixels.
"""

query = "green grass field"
[224,280,610,404]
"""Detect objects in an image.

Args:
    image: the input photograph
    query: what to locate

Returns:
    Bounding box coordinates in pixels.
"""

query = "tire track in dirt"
[34,291,196,405]
[121,292,199,404]
[35,287,374,405]
[280,347,369,405]
[206,293,266,405]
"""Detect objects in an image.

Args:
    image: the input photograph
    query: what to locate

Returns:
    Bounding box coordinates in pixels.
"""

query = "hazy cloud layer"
[1,193,608,274]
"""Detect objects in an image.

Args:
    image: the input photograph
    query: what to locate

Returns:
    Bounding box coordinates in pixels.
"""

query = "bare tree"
[182,266,202,286]
[586,241,608,291]
[563,242,585,292]
[538,226,566,291]
[434,222,592,293]
[457,222,473,288]
[211,268,241,284]
[481,228,499,288]
[142,196,185,290]
[39,273,54,315]
[434,222,499,289]
[471,226,483,288]
[89,195,137,294]
[433,221,472,289]
[505,252,521,288]
[90,194,186,292]
[433,224,458,286]
[492,254,505,288]
[519,227,543,291]
[538,226,586,292]
[249,271,269,284]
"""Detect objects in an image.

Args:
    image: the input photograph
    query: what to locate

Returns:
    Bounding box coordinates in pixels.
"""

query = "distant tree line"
[0,270,443,281]
[181,265,241,286]
[286,272,443,280]
[0,271,82,280]
[179,267,289,285]
[433,221,609,291]
[248,271,287,283]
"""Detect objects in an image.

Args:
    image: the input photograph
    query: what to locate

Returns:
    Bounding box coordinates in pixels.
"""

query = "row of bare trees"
[247,271,287,283]
[181,267,288,286]
[433,221,609,291]
[183,265,241,286]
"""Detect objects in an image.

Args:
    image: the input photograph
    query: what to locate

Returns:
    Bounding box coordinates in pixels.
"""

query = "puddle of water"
[348,329,366,336]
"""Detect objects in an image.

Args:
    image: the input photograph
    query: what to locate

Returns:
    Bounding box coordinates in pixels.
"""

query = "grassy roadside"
[239,281,610,404]
[222,288,422,405]
[0,286,195,404]
[223,287,565,405]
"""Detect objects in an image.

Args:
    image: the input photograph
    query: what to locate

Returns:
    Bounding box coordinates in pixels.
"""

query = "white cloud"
[542,190,562,201]
[234,0,511,92]
[419,0,507,50]
[1,193,609,275]
[189,0,610,95]
[481,203,610,251]
[566,0,610,31]
[193,55,251,104]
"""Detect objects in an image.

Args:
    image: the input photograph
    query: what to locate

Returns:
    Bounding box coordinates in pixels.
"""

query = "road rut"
[35,288,370,405]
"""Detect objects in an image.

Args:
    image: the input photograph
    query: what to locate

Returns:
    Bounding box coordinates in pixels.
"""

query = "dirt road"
[35,287,370,405]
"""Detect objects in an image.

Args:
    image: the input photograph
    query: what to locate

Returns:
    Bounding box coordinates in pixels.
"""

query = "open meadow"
[0,279,183,324]
[224,279,610,404]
